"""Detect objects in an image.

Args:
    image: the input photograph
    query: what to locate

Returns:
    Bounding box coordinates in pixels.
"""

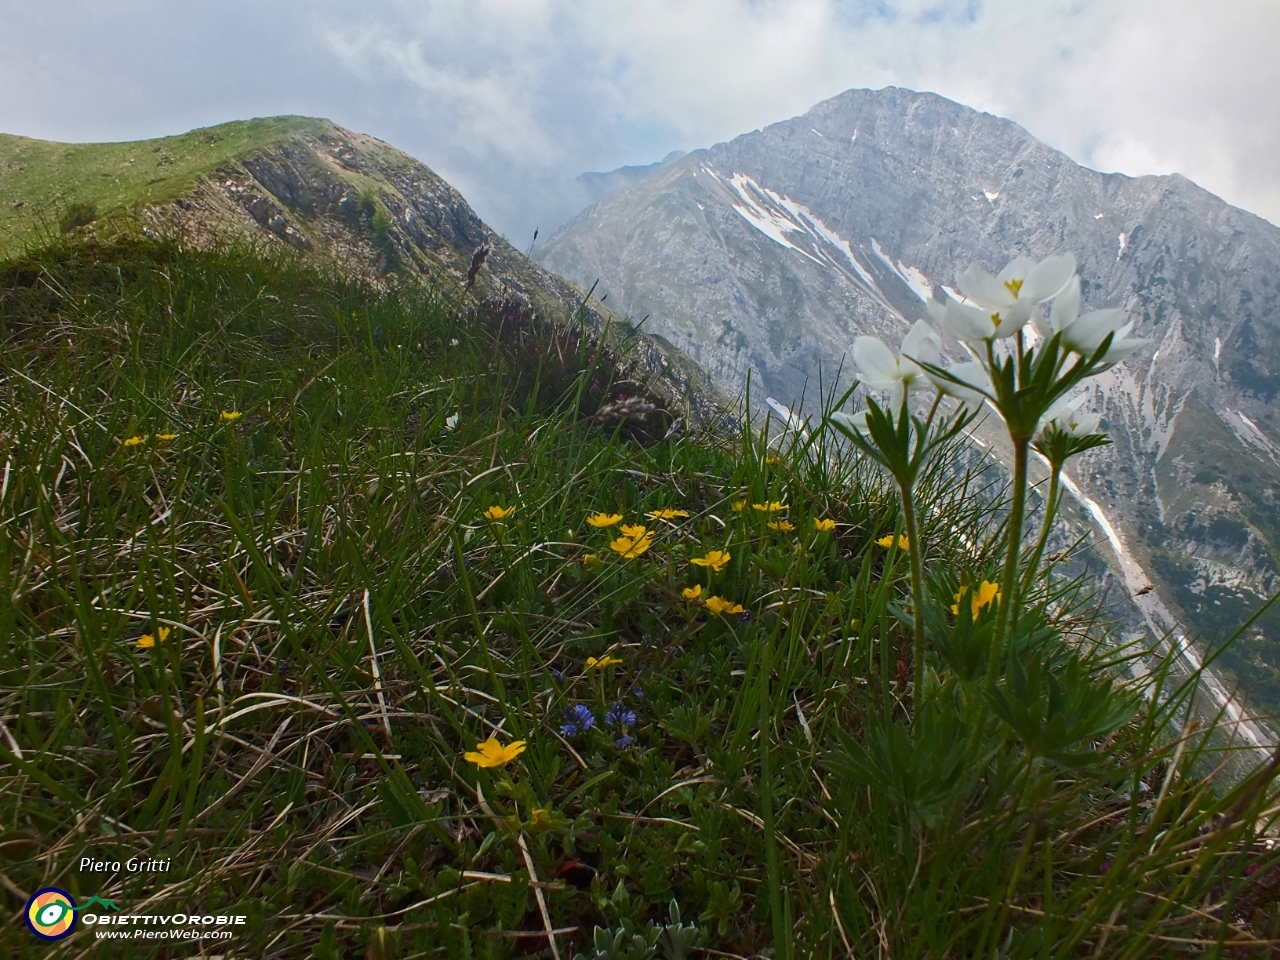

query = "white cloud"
[1,0,1277,238]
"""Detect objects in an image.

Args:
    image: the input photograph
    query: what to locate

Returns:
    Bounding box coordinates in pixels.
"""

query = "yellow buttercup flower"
[764,456,779,465]
[752,501,787,513]
[483,505,516,520]
[647,508,690,520]
[220,410,242,422]
[531,807,554,829]
[155,433,178,441]
[137,626,171,649]
[123,435,145,447]
[767,520,795,532]
[682,584,703,600]
[582,553,602,567]
[731,500,747,512]
[951,581,1001,617]
[620,523,649,539]
[691,549,731,572]
[876,534,910,549]
[704,596,745,616]
[587,512,623,528]
[610,534,654,558]
[814,518,836,531]
[585,655,623,672]
[463,736,527,769]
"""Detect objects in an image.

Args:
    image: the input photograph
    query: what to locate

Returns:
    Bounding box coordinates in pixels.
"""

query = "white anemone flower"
[829,409,869,437]
[1033,276,1149,364]
[928,253,1076,343]
[853,321,942,409]
[958,253,1076,317]
[924,360,994,415]
[1038,394,1101,438]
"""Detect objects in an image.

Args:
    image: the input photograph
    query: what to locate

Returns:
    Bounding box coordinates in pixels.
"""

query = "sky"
[2,1,1278,244]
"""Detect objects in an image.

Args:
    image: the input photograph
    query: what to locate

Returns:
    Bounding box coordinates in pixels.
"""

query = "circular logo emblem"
[26,888,78,940]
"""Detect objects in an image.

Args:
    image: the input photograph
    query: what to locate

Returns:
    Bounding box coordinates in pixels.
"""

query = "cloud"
[1,0,1277,241]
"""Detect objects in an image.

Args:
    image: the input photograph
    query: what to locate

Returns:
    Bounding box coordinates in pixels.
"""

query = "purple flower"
[560,723,579,736]
[590,379,601,393]
[606,704,637,729]
[740,609,753,625]
[615,735,634,749]
[551,668,564,682]
[564,704,595,733]
[631,686,645,699]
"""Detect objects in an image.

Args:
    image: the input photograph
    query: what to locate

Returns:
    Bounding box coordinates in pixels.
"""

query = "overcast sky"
[2,1,1277,244]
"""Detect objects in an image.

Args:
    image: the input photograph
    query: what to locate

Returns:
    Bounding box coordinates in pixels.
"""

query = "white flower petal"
[1065,309,1126,354]
[1021,253,1077,302]
[1048,275,1081,332]
[935,298,997,344]
[957,262,1014,308]
[901,319,942,365]
[853,336,900,387]
[830,410,869,436]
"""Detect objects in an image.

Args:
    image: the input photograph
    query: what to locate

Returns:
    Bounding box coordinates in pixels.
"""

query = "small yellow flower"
[483,505,516,520]
[704,596,745,616]
[973,580,1001,616]
[876,534,909,549]
[732,500,747,512]
[137,626,170,649]
[587,512,623,528]
[752,501,787,513]
[951,581,1001,617]
[123,435,145,447]
[767,520,795,532]
[682,584,703,600]
[814,518,836,532]
[610,534,654,558]
[463,736,527,769]
[531,807,554,829]
[220,411,242,422]
[583,553,602,567]
[620,523,649,539]
[691,549,731,573]
[585,655,623,672]
[155,433,178,441]
[764,456,779,465]
[647,508,690,520]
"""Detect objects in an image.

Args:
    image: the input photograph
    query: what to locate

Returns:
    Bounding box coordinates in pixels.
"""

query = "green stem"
[988,438,1029,688]
[758,631,791,960]
[900,480,926,697]
[1022,465,1062,596]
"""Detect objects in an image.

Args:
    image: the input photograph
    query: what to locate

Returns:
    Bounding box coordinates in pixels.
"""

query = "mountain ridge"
[0,116,727,429]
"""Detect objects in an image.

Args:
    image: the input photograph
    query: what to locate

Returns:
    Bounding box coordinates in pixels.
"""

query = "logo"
[26,888,78,940]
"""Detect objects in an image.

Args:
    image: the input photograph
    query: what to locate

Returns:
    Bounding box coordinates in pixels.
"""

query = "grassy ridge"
[0,118,334,253]
[3,238,1280,958]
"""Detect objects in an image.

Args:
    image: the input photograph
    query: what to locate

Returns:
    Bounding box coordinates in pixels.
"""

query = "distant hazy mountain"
[575,150,687,207]
[539,86,1280,716]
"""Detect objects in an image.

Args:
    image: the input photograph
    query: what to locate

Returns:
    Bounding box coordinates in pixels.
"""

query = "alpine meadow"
[3,105,1280,960]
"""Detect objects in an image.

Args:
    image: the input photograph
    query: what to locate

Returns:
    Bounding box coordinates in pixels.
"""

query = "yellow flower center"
[990,312,1002,328]
[1004,278,1024,297]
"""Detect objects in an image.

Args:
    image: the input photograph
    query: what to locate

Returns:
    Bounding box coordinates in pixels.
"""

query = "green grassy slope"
[0,117,724,428]
[1,118,333,250]
[3,237,1280,957]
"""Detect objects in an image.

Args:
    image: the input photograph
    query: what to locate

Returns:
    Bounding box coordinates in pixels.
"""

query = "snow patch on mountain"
[1225,407,1280,463]
[710,168,904,317]
[870,239,932,302]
